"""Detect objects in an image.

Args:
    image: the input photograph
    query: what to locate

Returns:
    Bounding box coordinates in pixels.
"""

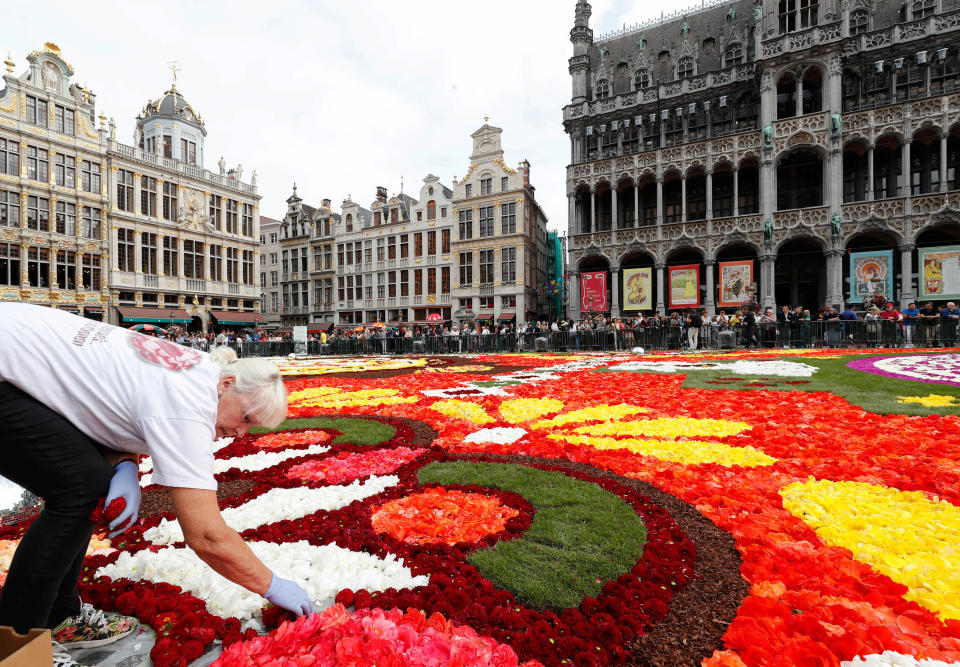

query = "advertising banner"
[717,261,754,308]
[919,244,960,300]
[849,251,893,303]
[669,264,700,309]
[580,271,608,312]
[622,268,652,310]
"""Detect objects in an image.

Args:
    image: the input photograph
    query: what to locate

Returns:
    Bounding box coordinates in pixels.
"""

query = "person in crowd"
[919,302,939,346]
[878,302,901,347]
[0,304,312,654]
[942,301,960,347]
[741,307,758,348]
[685,309,702,350]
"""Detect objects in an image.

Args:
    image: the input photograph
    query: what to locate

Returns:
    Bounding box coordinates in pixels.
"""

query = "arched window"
[427,200,436,220]
[802,66,823,114]
[777,148,823,209]
[724,43,744,66]
[634,68,650,89]
[596,79,610,100]
[345,213,353,232]
[849,9,869,35]
[777,71,798,119]
[677,57,694,79]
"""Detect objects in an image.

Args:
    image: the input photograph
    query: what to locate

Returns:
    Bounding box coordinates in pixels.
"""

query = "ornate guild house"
[564,0,960,317]
[0,44,262,329]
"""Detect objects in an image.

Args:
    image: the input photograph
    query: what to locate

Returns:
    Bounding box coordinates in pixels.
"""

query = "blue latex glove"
[265,573,314,616]
[106,461,141,538]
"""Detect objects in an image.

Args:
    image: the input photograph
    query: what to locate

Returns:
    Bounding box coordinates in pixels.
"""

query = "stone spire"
[569,0,594,104]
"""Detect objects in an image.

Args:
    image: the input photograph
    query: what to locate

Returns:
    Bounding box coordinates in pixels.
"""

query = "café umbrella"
[426,313,443,322]
[128,324,168,335]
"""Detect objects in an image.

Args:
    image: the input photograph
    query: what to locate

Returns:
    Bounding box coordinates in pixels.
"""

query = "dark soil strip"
[383,416,438,446]
[139,479,257,519]
[452,454,747,667]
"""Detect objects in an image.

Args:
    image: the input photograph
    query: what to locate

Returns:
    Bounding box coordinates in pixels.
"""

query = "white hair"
[209,347,287,428]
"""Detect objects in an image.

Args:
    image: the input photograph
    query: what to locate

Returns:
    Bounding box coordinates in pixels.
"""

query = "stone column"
[133,173,142,215]
[733,166,740,217]
[706,170,714,220]
[940,134,949,193]
[590,187,596,233]
[569,270,581,320]
[902,140,912,204]
[867,145,875,201]
[611,184,618,230]
[610,267,620,317]
[20,243,29,286]
[826,248,844,308]
[761,252,776,309]
[568,194,576,234]
[134,230,142,276]
[157,234,165,276]
[899,244,915,307]
[704,259,716,314]
[681,173,688,223]
[655,263,666,313]
[633,181,640,227]
[656,177,664,226]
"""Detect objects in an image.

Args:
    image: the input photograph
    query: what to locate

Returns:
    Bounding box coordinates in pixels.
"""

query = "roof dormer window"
[677,56,694,79]
[596,79,610,99]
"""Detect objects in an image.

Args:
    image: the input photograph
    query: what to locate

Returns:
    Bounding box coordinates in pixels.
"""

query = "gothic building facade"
[564,0,960,316]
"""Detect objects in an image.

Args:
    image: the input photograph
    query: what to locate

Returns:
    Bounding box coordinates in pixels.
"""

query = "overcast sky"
[2,0,679,233]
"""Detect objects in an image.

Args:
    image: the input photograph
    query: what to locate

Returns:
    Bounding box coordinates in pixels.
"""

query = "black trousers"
[0,382,113,633]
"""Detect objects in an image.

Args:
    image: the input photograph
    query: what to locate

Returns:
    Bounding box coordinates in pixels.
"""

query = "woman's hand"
[106,461,141,538]
[265,574,314,616]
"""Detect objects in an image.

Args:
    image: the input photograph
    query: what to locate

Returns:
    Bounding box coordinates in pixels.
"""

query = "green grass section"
[659,353,960,416]
[417,461,646,611]
[249,416,396,445]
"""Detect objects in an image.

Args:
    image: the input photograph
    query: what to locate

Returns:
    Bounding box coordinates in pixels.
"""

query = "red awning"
[497,313,517,321]
[276,327,293,334]
[117,306,193,324]
[209,310,265,325]
[307,323,334,333]
[475,314,494,321]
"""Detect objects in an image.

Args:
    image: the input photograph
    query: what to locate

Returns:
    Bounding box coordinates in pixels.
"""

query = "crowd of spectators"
[143,301,959,353]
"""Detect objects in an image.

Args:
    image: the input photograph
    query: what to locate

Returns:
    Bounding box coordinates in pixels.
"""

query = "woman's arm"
[169,487,272,595]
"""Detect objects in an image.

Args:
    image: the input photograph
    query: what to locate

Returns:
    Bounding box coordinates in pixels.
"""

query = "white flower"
[842,651,960,666]
[97,540,429,621]
[607,359,818,377]
[144,475,400,544]
[464,427,528,445]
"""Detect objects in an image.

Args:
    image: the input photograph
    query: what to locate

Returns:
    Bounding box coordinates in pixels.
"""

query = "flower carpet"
[3,349,960,666]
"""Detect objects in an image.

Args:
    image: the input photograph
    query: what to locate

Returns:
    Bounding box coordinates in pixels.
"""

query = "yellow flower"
[442,399,771,468]
[781,479,960,621]
[430,400,495,425]
[274,357,427,376]
[498,398,564,424]
[897,394,959,408]
[288,387,418,410]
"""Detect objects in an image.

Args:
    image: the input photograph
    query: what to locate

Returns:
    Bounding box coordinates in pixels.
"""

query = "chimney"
[376,186,388,203]
[521,160,531,189]
[322,198,331,209]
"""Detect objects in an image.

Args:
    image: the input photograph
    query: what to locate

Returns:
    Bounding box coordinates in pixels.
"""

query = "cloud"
[1,0,670,233]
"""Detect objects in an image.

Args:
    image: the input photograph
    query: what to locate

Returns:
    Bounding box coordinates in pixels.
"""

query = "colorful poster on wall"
[717,261,754,308]
[580,271,608,312]
[849,250,894,302]
[622,268,652,310]
[669,264,700,309]
[919,245,960,299]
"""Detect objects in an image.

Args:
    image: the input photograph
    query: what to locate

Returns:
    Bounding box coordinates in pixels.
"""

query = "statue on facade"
[763,218,774,243]
[235,164,243,181]
[831,213,842,237]
[218,156,226,176]
[599,47,607,60]
[133,125,142,147]
[754,3,762,25]
[250,170,257,186]
[762,123,773,150]
[681,21,690,37]
[728,6,736,22]
[108,117,116,141]
[830,113,842,136]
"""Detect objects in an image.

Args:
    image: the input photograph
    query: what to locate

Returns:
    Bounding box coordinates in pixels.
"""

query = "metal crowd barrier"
[202,320,959,358]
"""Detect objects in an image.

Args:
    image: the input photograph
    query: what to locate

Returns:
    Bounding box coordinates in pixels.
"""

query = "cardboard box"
[0,627,52,667]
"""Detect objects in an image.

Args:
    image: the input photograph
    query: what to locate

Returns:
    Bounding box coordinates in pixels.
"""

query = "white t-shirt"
[0,303,218,490]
